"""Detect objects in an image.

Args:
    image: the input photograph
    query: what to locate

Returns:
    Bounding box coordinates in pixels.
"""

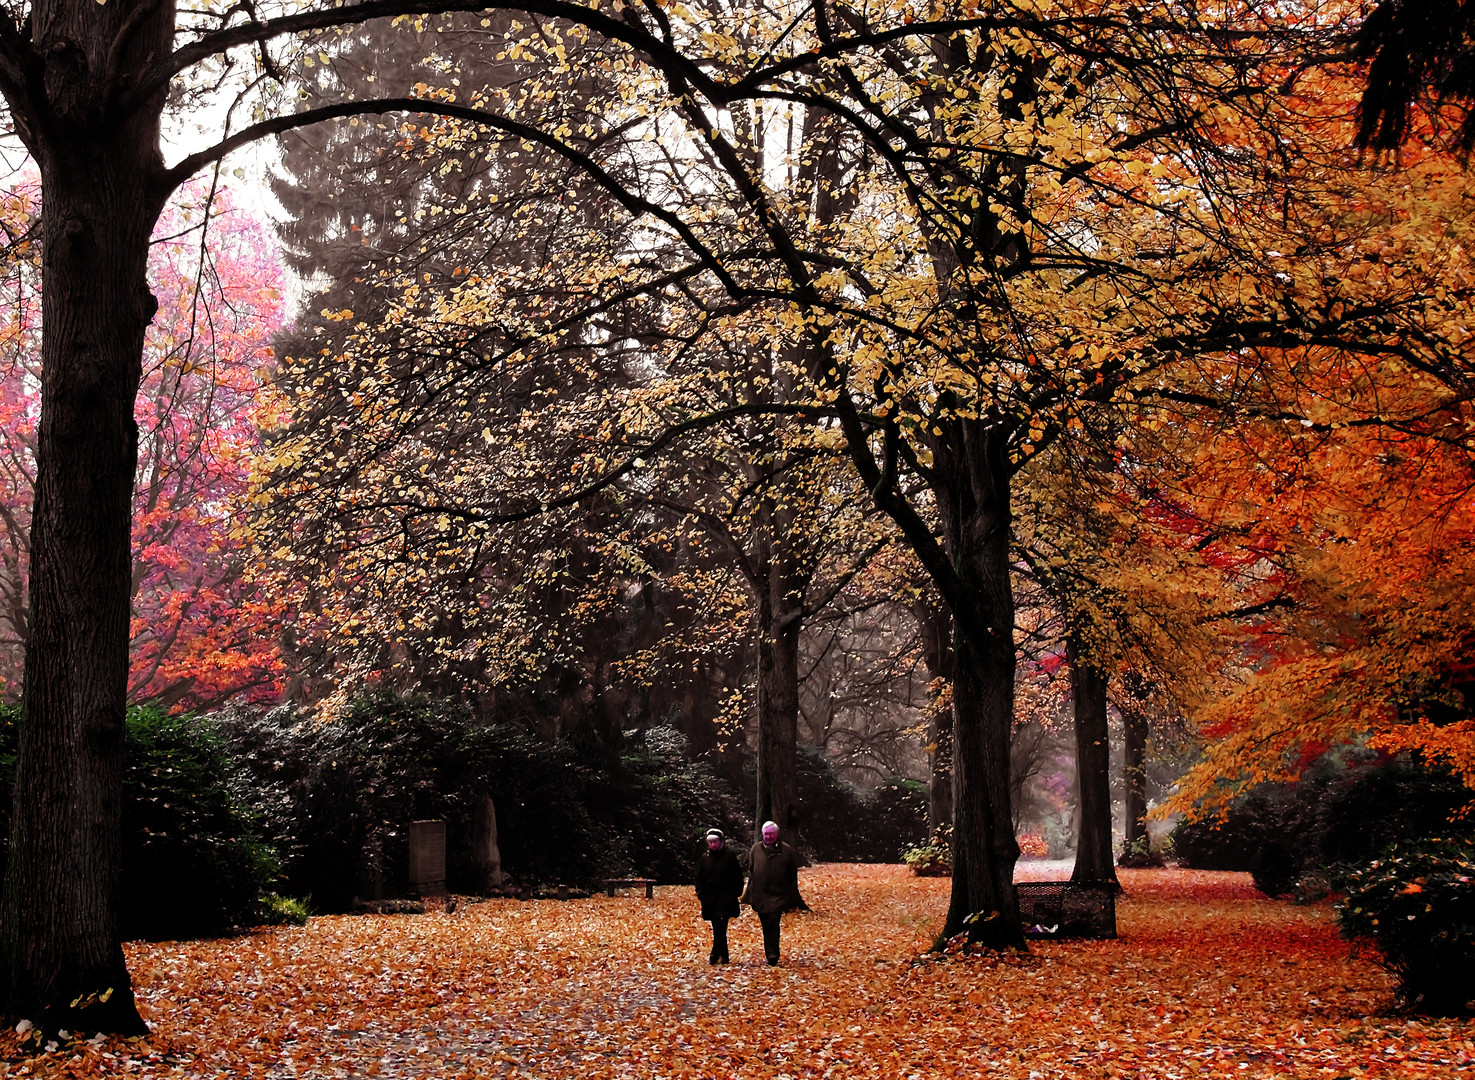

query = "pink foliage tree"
[0,181,286,708]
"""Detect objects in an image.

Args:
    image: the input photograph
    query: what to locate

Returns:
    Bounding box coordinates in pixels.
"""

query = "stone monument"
[408,819,447,897]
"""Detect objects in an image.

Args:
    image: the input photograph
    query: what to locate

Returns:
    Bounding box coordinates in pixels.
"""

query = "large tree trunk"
[0,0,174,1034]
[935,426,1023,948]
[4,170,156,1035]
[1067,633,1119,886]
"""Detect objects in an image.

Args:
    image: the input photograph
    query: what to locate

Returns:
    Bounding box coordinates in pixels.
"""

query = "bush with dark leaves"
[1171,755,1474,900]
[795,745,929,862]
[1336,837,1475,1014]
[0,704,287,941]
[217,696,751,907]
[1169,781,1306,896]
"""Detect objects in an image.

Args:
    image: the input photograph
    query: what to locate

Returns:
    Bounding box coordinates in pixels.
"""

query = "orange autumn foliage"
[1165,400,1475,815]
[1,865,1467,1078]
[1135,65,1475,817]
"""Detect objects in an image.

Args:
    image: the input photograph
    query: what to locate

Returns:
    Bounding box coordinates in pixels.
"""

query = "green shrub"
[217,695,616,908]
[1117,834,1166,869]
[793,745,929,862]
[1335,837,1475,1014]
[1169,781,1302,890]
[257,892,310,927]
[1171,756,1474,899]
[120,707,282,940]
[902,827,953,877]
[0,703,283,941]
[604,726,748,884]
[1316,760,1474,872]
[870,777,933,857]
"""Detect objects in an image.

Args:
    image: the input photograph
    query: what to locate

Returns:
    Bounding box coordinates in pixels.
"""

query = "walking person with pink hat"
[743,820,801,965]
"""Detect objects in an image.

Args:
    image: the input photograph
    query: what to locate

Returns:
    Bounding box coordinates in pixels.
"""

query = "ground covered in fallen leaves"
[4,865,1472,1078]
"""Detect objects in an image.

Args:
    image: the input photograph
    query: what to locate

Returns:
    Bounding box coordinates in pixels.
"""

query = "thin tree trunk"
[754,581,801,842]
[1123,694,1149,852]
[927,694,955,835]
[915,600,954,834]
[1067,633,1119,886]
[747,355,808,848]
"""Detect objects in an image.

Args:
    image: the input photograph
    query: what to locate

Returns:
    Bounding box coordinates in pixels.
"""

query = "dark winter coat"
[695,844,744,921]
[744,840,801,914]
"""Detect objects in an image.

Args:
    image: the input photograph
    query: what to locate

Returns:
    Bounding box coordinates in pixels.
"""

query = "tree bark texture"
[915,600,954,834]
[1067,633,1119,887]
[0,0,175,1033]
[934,424,1023,948]
[1123,695,1149,851]
[754,564,802,843]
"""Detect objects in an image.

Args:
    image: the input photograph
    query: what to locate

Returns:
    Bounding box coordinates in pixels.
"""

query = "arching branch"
[131,0,727,110]
[159,95,741,294]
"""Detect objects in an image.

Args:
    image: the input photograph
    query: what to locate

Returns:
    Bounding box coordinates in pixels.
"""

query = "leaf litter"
[2,865,1471,1078]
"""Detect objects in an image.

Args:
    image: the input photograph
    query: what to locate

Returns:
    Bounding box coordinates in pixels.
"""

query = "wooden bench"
[604,877,657,899]
[1016,880,1117,940]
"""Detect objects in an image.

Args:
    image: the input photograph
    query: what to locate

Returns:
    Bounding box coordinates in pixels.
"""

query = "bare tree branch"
[161,95,748,294]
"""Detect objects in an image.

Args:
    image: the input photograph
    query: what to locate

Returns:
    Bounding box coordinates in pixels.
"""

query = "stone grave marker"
[408,819,447,896]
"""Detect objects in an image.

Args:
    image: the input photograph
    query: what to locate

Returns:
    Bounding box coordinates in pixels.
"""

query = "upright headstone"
[472,794,503,891]
[408,819,447,896]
